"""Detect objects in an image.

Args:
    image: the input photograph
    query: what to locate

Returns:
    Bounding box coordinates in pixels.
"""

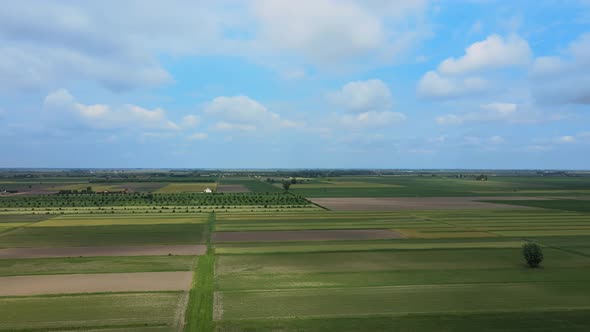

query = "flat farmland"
[288,176,590,198]
[156,183,218,193]
[0,271,192,296]
[0,244,206,259]
[31,213,209,227]
[213,229,403,242]
[4,174,590,331]
[212,206,590,331]
[0,255,195,276]
[0,223,207,248]
[310,197,532,210]
[217,282,590,320]
[0,292,186,331]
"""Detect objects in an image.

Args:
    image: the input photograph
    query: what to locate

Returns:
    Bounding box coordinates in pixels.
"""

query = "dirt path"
[0,271,193,296]
[213,229,403,242]
[0,244,206,259]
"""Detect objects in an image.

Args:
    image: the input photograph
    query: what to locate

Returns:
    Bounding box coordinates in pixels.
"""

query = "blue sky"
[1,0,589,169]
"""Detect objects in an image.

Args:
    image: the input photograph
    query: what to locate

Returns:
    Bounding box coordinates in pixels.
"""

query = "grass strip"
[183,213,215,332]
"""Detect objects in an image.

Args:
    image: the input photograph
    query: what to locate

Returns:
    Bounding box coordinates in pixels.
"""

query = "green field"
[287,176,590,198]
[4,172,590,331]
[0,255,195,276]
[0,292,185,331]
[0,223,207,248]
[478,199,590,213]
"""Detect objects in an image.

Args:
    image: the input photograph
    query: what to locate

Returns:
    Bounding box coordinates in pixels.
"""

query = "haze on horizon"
[0,1,589,169]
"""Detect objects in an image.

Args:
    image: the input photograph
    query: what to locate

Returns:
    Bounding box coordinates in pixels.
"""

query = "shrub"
[522,242,544,268]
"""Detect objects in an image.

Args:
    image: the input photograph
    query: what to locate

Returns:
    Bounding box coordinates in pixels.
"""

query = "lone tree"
[522,242,544,268]
[282,181,291,191]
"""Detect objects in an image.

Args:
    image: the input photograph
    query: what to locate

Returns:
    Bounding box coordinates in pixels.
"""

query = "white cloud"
[182,115,200,128]
[43,89,179,131]
[251,0,429,66]
[527,144,552,151]
[213,121,257,132]
[0,1,432,92]
[329,79,393,112]
[327,79,405,130]
[438,34,531,75]
[204,95,303,134]
[558,135,576,143]
[418,34,530,99]
[436,102,522,125]
[204,96,275,123]
[436,114,464,125]
[418,71,488,99]
[340,111,406,129]
[187,132,208,140]
[531,33,590,104]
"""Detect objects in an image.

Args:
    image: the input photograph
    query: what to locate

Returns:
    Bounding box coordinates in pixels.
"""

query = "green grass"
[286,176,590,198]
[215,248,590,275]
[184,212,215,332]
[217,282,590,320]
[217,267,590,291]
[184,254,214,332]
[215,310,590,332]
[0,292,185,331]
[214,240,526,254]
[0,223,207,248]
[0,255,195,277]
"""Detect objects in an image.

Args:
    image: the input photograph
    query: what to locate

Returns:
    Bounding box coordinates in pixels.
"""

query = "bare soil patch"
[213,229,403,242]
[310,197,538,211]
[0,271,192,296]
[0,244,206,259]
[217,184,250,193]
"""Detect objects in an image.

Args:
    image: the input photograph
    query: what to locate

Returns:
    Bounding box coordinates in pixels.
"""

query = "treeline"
[0,192,310,208]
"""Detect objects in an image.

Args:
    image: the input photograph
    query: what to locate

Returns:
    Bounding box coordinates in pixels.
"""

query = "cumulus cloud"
[531,33,590,104]
[251,0,430,66]
[438,34,531,75]
[43,89,179,131]
[417,71,488,99]
[418,34,530,99]
[329,79,393,112]
[204,95,301,133]
[0,1,432,93]
[328,79,405,130]
[182,115,200,128]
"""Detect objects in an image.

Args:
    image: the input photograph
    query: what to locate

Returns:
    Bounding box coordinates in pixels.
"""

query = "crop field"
[210,202,590,331]
[156,183,218,193]
[0,292,187,331]
[288,175,590,198]
[0,203,206,331]
[3,173,590,331]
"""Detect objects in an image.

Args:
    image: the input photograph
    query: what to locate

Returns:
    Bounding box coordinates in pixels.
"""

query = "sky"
[1,0,589,169]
